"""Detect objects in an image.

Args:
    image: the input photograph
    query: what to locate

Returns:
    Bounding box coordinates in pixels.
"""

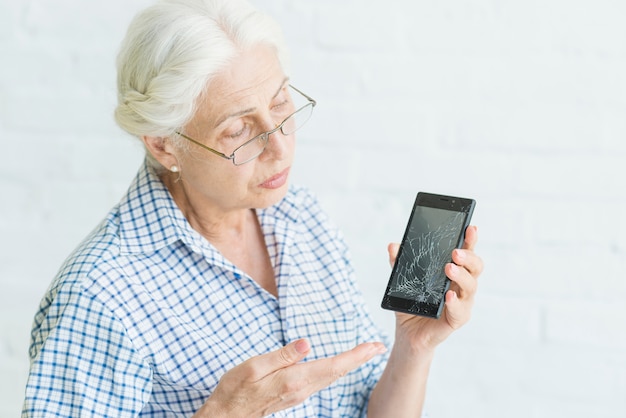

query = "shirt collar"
[116,159,302,256]
[116,160,191,255]
[257,187,301,225]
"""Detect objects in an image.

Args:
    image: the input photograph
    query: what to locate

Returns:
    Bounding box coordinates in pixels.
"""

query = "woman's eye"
[271,99,290,112]
[230,129,244,138]
[225,123,249,139]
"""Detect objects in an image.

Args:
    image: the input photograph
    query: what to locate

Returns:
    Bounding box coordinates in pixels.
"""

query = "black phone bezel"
[381,192,475,319]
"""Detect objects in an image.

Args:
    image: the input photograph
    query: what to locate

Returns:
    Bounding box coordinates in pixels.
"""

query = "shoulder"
[54,211,123,290]
[30,209,125,347]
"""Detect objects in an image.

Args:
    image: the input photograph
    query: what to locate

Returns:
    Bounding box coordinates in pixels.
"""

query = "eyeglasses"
[176,85,316,166]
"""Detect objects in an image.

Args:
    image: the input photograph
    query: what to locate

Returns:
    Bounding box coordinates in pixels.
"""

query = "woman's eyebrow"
[213,77,290,129]
[273,76,290,99]
[213,107,255,128]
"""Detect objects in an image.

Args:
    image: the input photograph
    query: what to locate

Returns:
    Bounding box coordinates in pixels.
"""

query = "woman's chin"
[255,182,290,209]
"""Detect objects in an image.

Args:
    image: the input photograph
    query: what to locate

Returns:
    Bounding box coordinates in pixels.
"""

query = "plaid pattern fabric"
[22,159,390,417]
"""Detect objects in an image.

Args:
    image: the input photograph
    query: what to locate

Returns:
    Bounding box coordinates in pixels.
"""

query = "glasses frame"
[176,84,316,166]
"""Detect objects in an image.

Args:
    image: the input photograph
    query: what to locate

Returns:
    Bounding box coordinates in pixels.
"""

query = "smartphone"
[381,192,475,318]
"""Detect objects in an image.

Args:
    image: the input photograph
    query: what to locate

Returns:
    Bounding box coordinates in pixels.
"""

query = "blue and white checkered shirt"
[22,160,390,417]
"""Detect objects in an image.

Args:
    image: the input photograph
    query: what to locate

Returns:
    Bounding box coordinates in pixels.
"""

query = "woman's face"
[173,45,296,213]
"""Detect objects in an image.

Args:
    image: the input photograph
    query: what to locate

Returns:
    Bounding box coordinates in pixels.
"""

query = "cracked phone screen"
[387,206,466,304]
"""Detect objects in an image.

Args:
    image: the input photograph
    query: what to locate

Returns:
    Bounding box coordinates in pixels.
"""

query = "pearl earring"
[170,165,179,173]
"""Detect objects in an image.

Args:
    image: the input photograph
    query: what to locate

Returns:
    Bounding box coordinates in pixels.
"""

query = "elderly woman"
[22,0,482,416]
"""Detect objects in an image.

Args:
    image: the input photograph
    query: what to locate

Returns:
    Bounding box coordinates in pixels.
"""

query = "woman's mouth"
[259,167,290,189]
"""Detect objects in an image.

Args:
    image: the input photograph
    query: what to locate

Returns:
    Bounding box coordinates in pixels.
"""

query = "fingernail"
[295,339,310,354]
[371,342,387,355]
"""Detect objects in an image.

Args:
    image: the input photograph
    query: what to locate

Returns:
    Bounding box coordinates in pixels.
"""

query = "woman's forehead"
[197,50,287,125]
[196,77,287,129]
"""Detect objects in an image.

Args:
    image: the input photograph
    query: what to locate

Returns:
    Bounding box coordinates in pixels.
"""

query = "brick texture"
[2,0,625,416]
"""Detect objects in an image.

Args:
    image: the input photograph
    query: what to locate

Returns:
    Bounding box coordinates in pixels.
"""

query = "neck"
[161,171,252,243]
[161,171,277,297]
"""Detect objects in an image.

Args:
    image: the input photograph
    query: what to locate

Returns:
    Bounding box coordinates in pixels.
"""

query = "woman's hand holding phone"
[387,225,483,353]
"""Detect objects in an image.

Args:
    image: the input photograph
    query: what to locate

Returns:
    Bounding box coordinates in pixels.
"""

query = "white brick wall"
[2,0,625,416]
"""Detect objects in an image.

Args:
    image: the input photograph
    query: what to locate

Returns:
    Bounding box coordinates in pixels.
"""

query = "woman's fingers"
[207,340,386,417]
[272,342,387,410]
[461,225,479,251]
[387,243,400,267]
[293,342,386,387]
[243,338,312,381]
[451,247,484,278]
[448,227,483,299]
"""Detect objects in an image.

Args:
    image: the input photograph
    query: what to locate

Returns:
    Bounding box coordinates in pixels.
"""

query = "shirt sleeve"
[22,282,153,417]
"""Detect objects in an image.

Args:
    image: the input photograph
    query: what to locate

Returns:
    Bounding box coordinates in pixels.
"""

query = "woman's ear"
[141,135,179,171]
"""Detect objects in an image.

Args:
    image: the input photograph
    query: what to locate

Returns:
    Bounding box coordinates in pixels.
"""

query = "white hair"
[114,0,290,166]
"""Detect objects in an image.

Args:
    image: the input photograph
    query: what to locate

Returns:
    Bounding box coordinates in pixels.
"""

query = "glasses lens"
[231,90,315,165]
[233,135,268,165]
[281,103,313,136]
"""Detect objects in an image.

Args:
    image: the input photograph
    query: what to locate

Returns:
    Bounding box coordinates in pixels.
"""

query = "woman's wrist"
[394,323,440,358]
[392,334,436,367]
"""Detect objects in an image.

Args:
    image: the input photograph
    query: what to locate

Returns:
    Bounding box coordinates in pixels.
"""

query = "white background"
[1,0,625,417]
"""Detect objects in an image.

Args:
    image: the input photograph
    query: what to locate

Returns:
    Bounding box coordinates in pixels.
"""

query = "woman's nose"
[257,113,279,133]
[260,120,291,160]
